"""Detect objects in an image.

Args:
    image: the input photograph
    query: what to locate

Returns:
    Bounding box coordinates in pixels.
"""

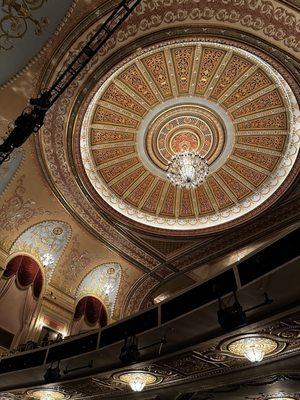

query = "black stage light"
[217,291,273,331]
[119,335,140,364]
[44,363,61,383]
[217,300,247,331]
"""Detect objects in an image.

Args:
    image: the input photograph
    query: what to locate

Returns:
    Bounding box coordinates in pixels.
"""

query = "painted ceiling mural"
[81,40,299,231]
[76,263,122,318]
[10,220,72,281]
[0,0,74,86]
[0,0,299,318]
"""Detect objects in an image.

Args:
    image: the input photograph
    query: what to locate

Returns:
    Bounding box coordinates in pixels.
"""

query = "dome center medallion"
[145,104,225,171]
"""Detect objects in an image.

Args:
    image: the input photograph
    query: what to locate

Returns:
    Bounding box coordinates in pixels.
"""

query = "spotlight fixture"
[228,336,278,363]
[119,372,157,392]
[43,362,61,383]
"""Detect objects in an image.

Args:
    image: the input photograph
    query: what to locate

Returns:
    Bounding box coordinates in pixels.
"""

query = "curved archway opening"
[71,296,107,336]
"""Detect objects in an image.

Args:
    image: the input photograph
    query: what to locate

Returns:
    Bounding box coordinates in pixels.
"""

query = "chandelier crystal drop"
[167,151,209,189]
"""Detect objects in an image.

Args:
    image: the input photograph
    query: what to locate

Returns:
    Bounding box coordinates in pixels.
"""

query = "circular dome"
[79,40,299,232]
[144,103,226,172]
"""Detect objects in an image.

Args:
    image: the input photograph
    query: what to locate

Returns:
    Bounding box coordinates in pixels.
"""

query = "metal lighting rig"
[0,0,143,165]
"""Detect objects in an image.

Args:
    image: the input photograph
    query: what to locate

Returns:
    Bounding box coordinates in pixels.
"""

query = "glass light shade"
[41,395,52,400]
[29,390,65,400]
[129,376,146,392]
[119,372,157,392]
[167,151,209,189]
[244,346,265,362]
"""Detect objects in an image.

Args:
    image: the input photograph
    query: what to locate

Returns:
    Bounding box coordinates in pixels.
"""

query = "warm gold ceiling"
[1,0,299,320]
[80,41,298,231]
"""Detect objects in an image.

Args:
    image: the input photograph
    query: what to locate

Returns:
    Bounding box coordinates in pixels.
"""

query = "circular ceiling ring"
[36,29,300,238]
[79,39,300,232]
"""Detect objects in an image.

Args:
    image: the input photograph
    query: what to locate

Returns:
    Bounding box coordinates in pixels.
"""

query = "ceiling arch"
[76,263,122,318]
[10,220,72,281]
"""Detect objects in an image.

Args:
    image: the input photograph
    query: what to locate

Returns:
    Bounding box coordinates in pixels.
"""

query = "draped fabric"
[0,255,43,348]
[74,296,107,326]
[33,270,43,299]
[13,286,37,348]
[3,255,23,278]
[2,255,43,298]
[0,275,15,301]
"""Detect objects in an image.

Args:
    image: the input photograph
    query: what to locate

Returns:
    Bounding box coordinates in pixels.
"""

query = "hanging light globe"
[118,372,157,392]
[167,150,209,189]
[228,336,278,363]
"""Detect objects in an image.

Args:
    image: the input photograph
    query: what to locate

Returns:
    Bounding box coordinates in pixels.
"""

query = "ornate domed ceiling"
[78,40,299,232]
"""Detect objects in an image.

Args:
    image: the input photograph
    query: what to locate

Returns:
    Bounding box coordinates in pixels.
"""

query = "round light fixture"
[268,396,296,400]
[119,372,157,392]
[167,150,209,189]
[27,390,66,400]
[228,336,278,363]
[269,398,296,400]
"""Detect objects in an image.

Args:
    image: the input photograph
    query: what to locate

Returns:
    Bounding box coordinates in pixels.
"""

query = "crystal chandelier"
[269,397,296,400]
[167,150,209,189]
[228,337,278,363]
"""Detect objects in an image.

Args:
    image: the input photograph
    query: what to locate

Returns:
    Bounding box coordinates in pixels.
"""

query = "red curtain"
[3,255,24,278]
[33,269,43,298]
[74,297,86,320]
[3,255,43,298]
[74,296,107,326]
